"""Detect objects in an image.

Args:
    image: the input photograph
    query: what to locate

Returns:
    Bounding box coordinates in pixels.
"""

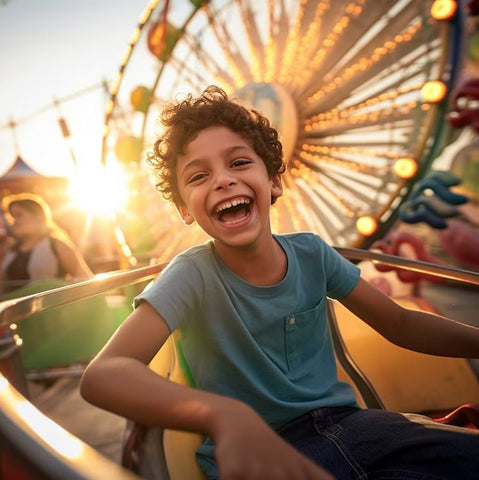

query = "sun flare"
[68,163,129,218]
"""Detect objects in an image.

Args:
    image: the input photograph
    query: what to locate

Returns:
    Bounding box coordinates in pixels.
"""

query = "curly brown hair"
[147,85,285,206]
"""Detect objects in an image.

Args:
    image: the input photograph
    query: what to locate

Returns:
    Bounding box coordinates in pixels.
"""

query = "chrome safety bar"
[0,375,140,480]
[0,263,168,328]
[1,249,478,331]
[337,248,479,286]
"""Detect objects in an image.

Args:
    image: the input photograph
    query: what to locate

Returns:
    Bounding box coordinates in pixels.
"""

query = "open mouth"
[216,197,251,224]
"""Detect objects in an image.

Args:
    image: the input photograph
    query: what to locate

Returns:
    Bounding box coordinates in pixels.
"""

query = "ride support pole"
[0,326,29,398]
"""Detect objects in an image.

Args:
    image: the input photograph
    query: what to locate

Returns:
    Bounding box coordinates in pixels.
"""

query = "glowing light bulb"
[421,80,447,103]
[431,0,457,20]
[356,215,378,237]
[393,157,418,179]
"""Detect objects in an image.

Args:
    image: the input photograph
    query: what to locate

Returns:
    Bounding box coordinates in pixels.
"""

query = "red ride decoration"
[372,232,446,283]
[438,220,479,269]
[448,78,479,133]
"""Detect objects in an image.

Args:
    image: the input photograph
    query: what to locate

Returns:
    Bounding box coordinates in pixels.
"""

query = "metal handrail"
[0,249,477,480]
[0,373,140,480]
[0,263,168,328]
[1,248,478,330]
[336,248,479,286]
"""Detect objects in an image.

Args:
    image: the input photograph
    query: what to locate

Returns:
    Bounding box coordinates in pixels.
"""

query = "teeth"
[216,197,250,213]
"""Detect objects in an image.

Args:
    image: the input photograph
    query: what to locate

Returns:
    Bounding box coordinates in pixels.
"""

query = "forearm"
[343,278,479,358]
[390,309,479,358]
[80,356,249,438]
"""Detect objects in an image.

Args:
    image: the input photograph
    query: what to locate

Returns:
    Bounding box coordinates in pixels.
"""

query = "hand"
[212,402,335,480]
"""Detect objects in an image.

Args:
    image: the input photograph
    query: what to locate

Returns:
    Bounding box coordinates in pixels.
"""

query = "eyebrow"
[180,145,252,177]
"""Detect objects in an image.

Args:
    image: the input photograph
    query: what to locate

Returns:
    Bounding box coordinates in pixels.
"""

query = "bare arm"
[80,302,333,480]
[81,302,236,430]
[54,238,93,279]
[340,277,479,358]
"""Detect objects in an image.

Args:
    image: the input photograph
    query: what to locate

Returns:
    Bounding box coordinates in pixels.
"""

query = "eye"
[231,158,251,168]
[186,172,207,184]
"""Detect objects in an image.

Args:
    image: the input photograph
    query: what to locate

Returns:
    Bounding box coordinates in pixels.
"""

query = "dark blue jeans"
[275,406,479,479]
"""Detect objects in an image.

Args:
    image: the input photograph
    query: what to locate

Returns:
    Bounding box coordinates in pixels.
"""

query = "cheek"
[185,187,206,206]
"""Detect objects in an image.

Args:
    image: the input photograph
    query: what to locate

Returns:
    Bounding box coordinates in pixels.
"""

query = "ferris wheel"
[103,0,463,259]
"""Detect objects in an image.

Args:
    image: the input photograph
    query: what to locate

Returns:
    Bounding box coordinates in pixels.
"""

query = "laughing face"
[175,126,282,254]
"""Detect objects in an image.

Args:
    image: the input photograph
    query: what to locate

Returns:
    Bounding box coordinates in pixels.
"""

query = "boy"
[81,86,479,480]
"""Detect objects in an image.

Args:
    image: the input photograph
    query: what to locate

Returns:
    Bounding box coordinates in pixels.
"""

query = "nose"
[213,167,236,190]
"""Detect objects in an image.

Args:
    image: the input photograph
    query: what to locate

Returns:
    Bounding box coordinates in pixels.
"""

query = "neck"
[18,231,48,251]
[214,236,287,286]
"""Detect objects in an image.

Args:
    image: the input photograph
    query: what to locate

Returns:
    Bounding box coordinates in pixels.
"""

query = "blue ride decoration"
[399,171,469,229]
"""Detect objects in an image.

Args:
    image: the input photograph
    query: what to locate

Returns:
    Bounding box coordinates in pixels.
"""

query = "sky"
[0,0,150,177]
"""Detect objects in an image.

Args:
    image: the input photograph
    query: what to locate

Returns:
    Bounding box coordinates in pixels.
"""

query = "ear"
[177,204,194,225]
[271,174,283,203]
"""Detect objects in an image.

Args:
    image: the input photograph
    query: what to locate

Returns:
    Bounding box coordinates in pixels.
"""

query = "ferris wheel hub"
[234,83,298,165]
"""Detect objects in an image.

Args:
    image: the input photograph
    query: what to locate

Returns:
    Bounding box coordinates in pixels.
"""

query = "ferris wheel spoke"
[307,50,435,118]
[305,40,430,114]
[314,160,388,198]
[296,0,410,96]
[322,168,391,207]
[281,176,330,232]
[309,139,410,150]
[304,110,421,138]
[168,56,217,91]
[272,197,304,233]
[300,155,390,181]
[234,0,267,82]
[275,0,310,84]
[264,0,289,82]
[300,143,390,166]
[203,3,254,85]
[295,179,352,243]
[292,0,395,93]
[293,172,356,219]
[303,19,435,109]
[183,34,236,89]
[306,121,419,147]
[304,103,420,138]
[278,0,331,88]
[300,144,405,165]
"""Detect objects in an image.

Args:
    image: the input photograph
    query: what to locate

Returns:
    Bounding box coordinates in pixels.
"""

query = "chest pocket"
[284,296,329,375]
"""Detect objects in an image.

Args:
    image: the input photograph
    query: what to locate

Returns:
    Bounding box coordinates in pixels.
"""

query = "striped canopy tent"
[0,156,68,210]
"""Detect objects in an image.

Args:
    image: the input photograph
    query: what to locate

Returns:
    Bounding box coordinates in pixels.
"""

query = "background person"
[0,193,93,293]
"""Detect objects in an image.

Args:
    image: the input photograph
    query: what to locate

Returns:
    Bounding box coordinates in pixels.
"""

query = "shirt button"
[289,316,296,325]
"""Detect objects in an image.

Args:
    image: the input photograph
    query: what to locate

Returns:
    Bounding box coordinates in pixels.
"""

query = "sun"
[67,163,129,218]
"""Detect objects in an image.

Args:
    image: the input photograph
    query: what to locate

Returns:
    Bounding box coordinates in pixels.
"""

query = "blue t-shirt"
[135,232,361,474]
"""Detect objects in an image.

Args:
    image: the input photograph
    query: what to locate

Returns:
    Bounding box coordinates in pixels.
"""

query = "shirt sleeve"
[321,239,360,299]
[134,256,204,332]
